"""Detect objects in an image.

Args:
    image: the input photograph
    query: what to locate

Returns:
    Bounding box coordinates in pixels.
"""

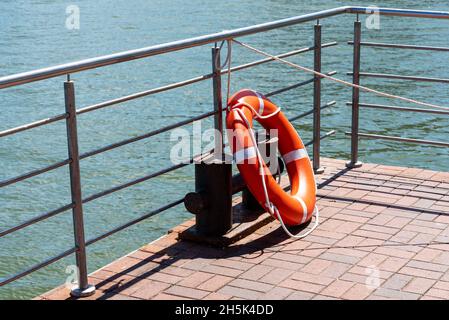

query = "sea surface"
[1,0,448,299]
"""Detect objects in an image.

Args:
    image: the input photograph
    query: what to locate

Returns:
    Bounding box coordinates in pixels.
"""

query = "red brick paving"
[38,158,449,300]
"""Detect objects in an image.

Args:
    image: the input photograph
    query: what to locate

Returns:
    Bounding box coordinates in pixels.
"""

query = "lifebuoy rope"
[233,39,449,112]
[218,39,320,238]
[230,105,320,239]
[214,40,233,111]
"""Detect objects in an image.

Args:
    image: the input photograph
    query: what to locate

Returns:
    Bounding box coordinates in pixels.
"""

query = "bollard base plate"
[314,167,325,174]
[70,284,96,298]
[346,161,363,169]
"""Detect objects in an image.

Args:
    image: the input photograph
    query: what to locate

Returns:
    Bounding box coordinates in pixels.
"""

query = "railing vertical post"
[64,79,95,297]
[313,21,324,174]
[212,46,224,158]
[182,46,232,238]
[347,19,363,168]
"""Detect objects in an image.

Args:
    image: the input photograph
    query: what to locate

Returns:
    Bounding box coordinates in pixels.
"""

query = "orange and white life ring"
[226,89,317,227]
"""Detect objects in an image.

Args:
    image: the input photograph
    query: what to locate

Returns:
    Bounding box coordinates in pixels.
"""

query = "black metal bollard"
[184,160,232,236]
[183,135,283,237]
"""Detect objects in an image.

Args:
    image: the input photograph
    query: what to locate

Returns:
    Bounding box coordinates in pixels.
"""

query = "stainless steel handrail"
[79,110,218,160]
[344,14,449,160]
[0,203,74,238]
[223,42,337,75]
[0,247,77,287]
[0,159,71,188]
[305,130,336,147]
[0,7,347,89]
[1,7,448,89]
[85,198,184,246]
[346,102,449,115]
[0,113,68,138]
[82,164,189,204]
[266,71,337,97]
[347,7,449,19]
[288,101,336,122]
[345,132,449,148]
[348,41,449,52]
[0,42,336,137]
[348,72,449,84]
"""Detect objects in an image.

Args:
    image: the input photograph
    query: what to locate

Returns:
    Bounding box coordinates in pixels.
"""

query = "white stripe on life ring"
[294,195,309,224]
[282,148,308,164]
[234,146,257,164]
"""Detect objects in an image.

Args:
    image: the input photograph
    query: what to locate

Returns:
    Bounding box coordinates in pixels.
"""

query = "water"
[1,0,448,299]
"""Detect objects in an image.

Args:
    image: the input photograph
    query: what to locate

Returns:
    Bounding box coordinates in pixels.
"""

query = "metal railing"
[1,6,448,297]
[345,12,449,167]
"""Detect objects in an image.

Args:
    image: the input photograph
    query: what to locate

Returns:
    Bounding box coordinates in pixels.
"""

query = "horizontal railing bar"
[0,48,335,140]
[85,198,184,246]
[227,42,338,76]
[83,163,188,203]
[0,7,348,89]
[198,101,337,156]
[266,71,337,97]
[0,203,74,238]
[347,7,449,19]
[80,110,216,159]
[0,44,334,138]
[86,134,309,241]
[0,64,340,224]
[305,130,336,147]
[288,101,336,122]
[345,132,449,148]
[0,247,76,287]
[76,42,337,115]
[2,7,449,89]
[346,102,449,115]
[348,41,449,52]
[0,197,190,287]
[0,114,68,139]
[347,72,449,84]
[212,125,355,165]
[77,76,212,115]
[0,159,71,189]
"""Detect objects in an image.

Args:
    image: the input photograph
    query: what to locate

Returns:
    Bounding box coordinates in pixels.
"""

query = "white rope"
[233,39,449,112]
[231,105,319,239]
[214,40,232,70]
[274,204,320,239]
[230,99,281,118]
[225,40,232,106]
[214,40,233,107]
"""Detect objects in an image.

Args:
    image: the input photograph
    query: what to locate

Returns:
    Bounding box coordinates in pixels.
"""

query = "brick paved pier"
[37,158,449,300]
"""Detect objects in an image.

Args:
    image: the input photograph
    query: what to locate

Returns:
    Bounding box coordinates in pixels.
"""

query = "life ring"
[226,89,317,226]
